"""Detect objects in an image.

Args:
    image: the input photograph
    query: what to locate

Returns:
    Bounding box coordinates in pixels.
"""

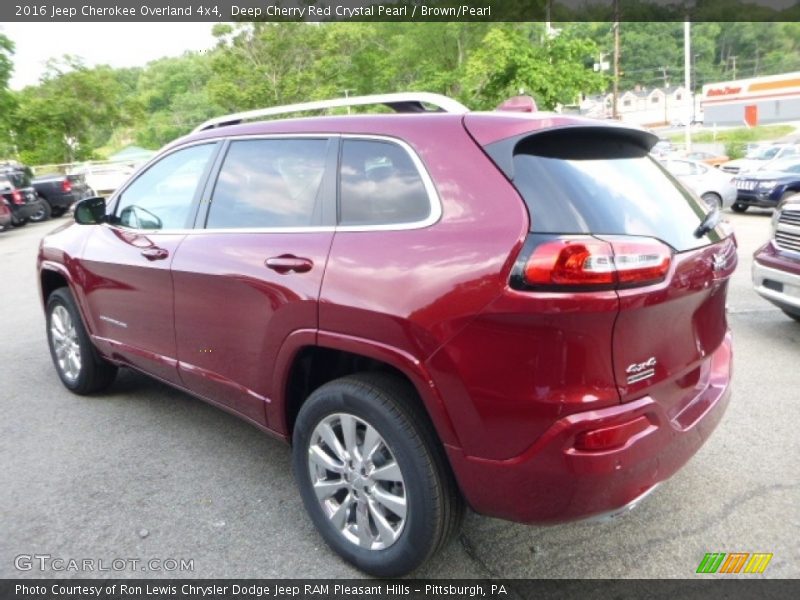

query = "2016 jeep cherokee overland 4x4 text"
[38,93,736,576]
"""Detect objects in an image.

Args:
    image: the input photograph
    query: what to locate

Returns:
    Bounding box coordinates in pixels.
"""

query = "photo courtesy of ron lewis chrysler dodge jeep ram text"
[37,93,737,576]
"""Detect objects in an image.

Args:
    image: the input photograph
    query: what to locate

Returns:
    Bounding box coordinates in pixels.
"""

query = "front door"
[80,142,219,384]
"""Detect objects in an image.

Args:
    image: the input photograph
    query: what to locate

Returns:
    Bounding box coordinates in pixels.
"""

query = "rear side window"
[207,138,328,229]
[339,139,431,226]
[511,135,721,251]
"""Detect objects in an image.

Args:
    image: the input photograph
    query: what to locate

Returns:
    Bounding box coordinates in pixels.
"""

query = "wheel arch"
[272,330,461,450]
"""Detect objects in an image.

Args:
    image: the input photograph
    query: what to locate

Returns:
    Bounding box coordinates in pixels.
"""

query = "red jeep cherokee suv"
[38,93,736,576]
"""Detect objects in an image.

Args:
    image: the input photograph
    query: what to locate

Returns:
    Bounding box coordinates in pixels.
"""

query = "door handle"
[141,247,169,261]
[265,255,313,274]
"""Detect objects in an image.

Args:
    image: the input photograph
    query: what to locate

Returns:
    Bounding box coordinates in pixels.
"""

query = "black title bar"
[2,579,799,600]
[2,1,800,22]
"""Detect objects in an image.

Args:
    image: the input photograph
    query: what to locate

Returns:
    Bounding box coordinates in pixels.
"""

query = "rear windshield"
[1,170,31,188]
[511,136,722,251]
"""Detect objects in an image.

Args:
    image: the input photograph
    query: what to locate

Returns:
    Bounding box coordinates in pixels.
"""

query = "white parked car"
[71,163,135,196]
[720,143,799,174]
[661,157,737,210]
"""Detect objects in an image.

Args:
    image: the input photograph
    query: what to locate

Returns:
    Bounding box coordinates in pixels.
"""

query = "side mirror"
[74,196,107,225]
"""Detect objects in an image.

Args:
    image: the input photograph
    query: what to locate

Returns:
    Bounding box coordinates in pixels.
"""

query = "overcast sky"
[0,23,218,89]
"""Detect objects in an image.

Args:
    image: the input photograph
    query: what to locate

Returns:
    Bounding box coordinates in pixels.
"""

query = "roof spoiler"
[483,125,659,181]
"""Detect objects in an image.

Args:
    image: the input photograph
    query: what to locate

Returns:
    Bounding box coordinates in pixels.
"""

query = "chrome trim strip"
[109,134,442,235]
[752,262,800,310]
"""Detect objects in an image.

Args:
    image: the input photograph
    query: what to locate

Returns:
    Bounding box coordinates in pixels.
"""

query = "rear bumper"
[446,333,732,524]
[48,192,79,209]
[11,202,39,220]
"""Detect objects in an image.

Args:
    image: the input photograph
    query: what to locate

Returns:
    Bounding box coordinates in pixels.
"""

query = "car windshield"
[767,158,800,173]
[747,146,781,160]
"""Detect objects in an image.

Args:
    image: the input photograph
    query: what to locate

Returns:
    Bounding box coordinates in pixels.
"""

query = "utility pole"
[684,20,692,151]
[659,66,670,88]
[612,0,620,120]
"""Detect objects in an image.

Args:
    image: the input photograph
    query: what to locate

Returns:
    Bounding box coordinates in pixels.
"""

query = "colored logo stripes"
[697,552,773,574]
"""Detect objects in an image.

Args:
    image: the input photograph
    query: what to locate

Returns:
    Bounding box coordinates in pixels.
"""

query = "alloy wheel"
[307,413,407,550]
[50,304,82,381]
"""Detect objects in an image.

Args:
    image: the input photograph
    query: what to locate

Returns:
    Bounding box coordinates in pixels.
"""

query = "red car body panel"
[172,231,334,426]
[755,239,800,276]
[38,110,735,524]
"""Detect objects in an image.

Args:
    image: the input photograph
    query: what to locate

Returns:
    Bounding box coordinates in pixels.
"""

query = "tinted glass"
[339,140,430,226]
[513,141,721,251]
[207,139,328,229]
[115,144,215,230]
[7,170,31,188]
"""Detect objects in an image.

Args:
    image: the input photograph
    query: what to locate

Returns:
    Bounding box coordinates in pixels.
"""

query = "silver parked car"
[661,157,737,210]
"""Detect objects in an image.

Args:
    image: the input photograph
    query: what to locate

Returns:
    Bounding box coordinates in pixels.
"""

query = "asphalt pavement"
[0,212,798,579]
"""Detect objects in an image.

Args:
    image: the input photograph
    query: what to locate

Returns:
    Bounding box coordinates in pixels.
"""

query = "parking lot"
[0,212,798,579]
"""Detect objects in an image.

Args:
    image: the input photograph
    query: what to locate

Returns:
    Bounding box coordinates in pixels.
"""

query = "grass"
[667,124,796,158]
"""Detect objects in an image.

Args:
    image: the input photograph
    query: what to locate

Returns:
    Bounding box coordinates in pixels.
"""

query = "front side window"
[206,138,329,229]
[115,144,216,230]
[339,139,431,226]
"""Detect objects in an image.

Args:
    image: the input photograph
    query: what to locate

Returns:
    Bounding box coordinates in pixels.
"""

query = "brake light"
[515,235,672,291]
[11,189,23,205]
[61,179,72,193]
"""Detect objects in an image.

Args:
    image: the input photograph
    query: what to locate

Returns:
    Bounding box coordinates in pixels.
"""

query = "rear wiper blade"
[694,207,721,238]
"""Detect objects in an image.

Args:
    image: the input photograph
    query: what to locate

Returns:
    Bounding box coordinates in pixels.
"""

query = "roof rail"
[193,92,469,132]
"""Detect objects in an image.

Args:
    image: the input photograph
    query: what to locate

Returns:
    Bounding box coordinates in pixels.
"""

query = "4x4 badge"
[626,357,657,384]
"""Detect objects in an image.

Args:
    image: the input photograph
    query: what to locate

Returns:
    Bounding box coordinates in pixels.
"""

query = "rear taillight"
[512,235,672,291]
[11,189,23,205]
[61,179,72,193]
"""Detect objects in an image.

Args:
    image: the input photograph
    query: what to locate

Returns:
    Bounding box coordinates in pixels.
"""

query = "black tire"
[731,202,748,213]
[292,372,463,577]
[29,198,52,223]
[46,287,117,394]
[701,192,722,211]
[782,309,800,323]
[51,206,66,218]
[11,215,27,226]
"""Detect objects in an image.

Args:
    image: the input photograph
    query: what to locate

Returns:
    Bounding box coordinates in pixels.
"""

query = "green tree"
[0,34,16,157]
[464,25,606,110]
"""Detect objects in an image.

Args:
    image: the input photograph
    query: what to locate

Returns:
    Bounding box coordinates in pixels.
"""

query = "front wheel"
[292,373,463,577]
[782,309,800,323]
[29,198,52,222]
[46,287,117,394]
[731,202,748,213]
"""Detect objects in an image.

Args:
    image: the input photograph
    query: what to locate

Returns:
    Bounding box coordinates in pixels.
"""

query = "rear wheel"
[29,198,52,222]
[701,192,722,211]
[292,373,463,577]
[46,287,117,394]
[731,202,748,213]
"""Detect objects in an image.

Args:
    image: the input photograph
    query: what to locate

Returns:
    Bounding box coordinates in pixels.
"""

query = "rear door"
[171,136,337,426]
[482,124,737,415]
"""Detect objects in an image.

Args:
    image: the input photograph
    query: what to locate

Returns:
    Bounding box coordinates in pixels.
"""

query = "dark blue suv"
[733,158,800,212]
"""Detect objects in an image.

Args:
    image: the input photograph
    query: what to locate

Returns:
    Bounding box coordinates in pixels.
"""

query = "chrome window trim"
[107,133,442,235]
